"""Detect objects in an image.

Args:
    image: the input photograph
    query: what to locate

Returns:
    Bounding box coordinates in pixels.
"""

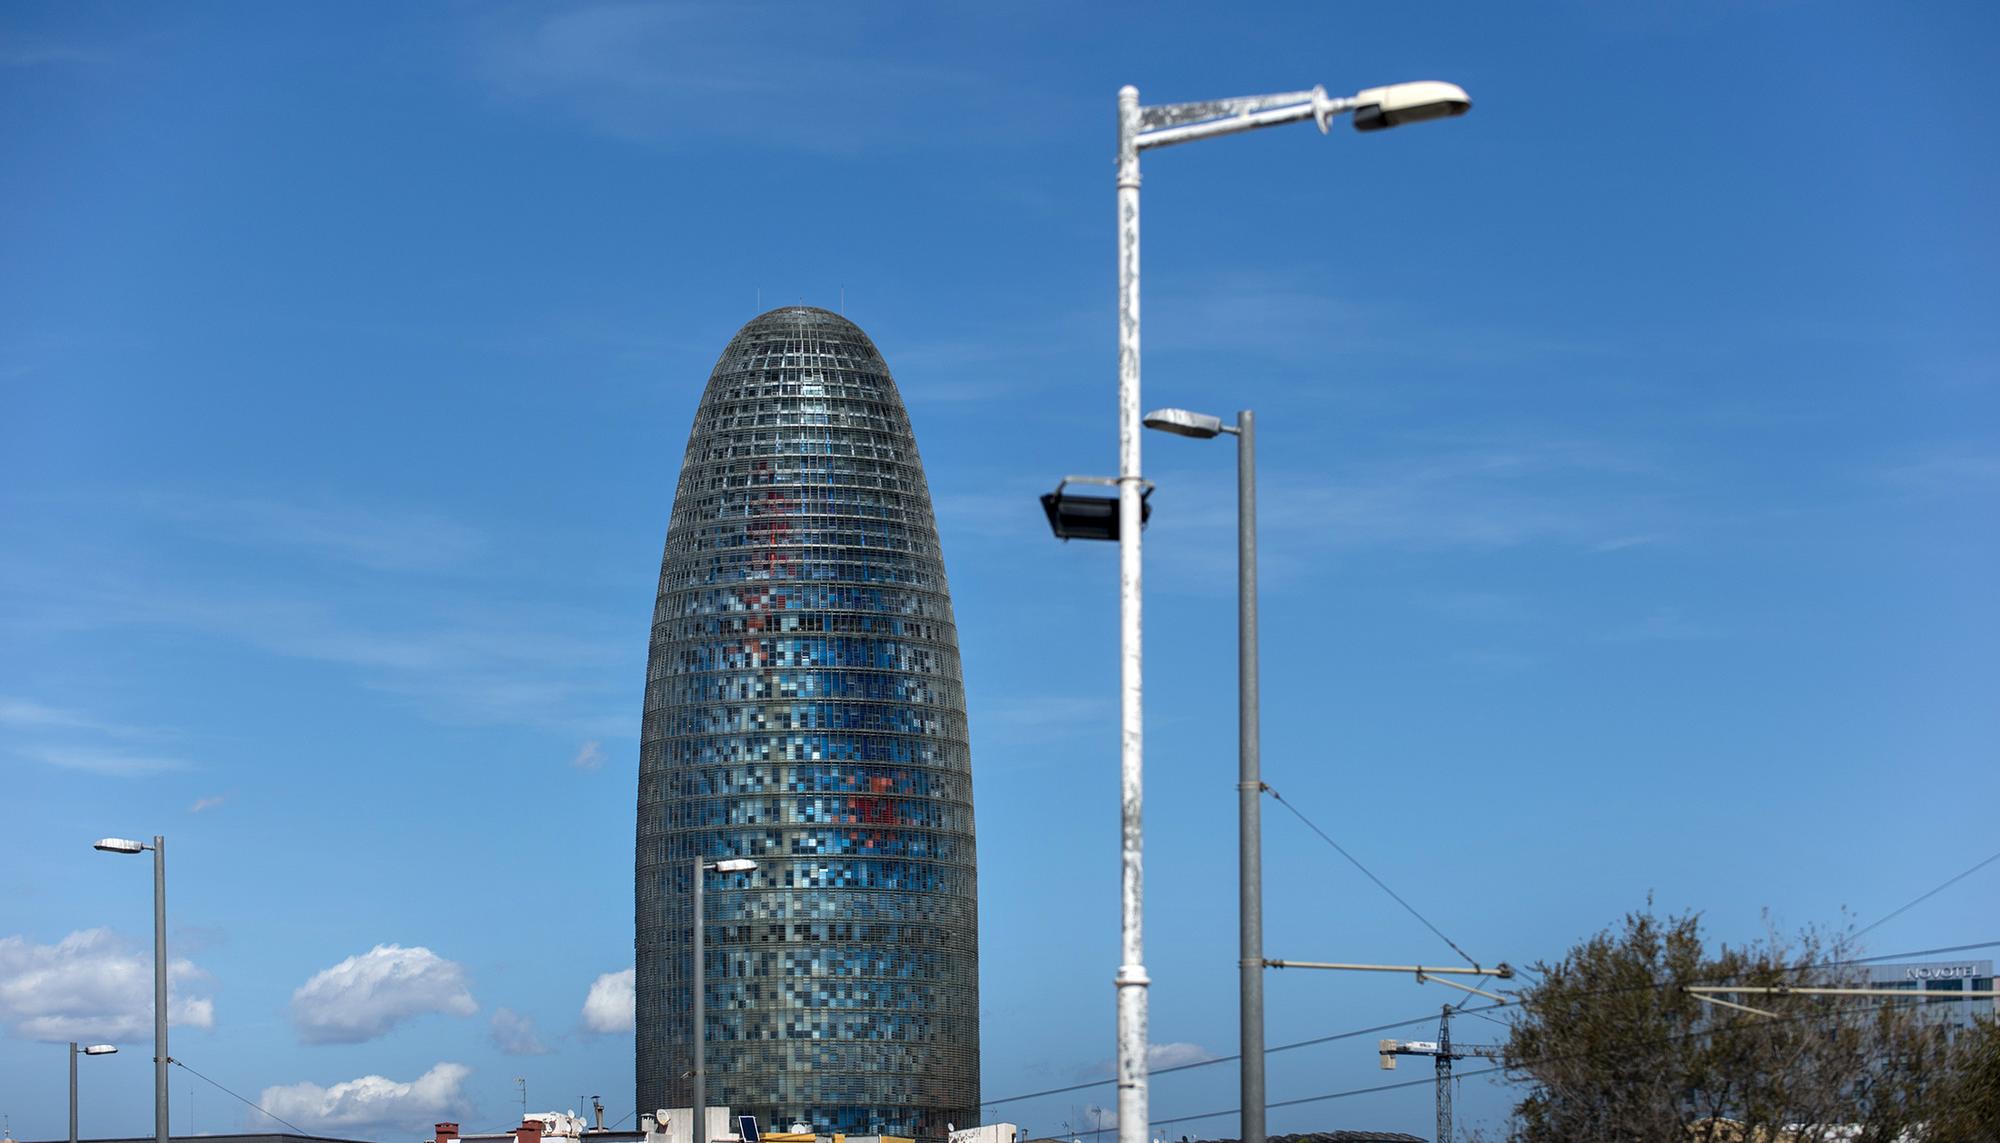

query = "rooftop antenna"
[840,285,845,314]
[756,288,762,312]
[516,1077,528,1120]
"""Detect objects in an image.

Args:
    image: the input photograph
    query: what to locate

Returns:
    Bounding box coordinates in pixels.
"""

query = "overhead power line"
[982,937,2000,1118]
[170,1057,309,1135]
[1143,991,1942,1131]
[1856,845,2000,938]
[1265,784,1484,970]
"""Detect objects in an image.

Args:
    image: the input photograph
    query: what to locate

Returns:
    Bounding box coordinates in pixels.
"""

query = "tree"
[1498,905,1978,1142]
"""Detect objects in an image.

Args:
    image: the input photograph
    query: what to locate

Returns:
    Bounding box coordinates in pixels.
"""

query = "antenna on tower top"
[840,285,845,314]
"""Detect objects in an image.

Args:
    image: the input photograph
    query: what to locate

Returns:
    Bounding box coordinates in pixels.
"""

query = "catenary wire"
[1264,784,1484,970]
[1855,846,2000,938]
[982,937,1998,1115]
[170,1057,309,1135]
[981,1010,1463,1108]
[1140,992,1940,1131]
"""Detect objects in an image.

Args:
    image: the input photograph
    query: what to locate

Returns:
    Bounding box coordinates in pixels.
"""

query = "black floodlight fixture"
[1042,477,1152,542]
[1348,81,1472,132]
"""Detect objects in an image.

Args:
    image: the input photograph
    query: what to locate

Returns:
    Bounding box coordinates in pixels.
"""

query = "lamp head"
[711,858,758,873]
[82,1044,118,1055]
[1350,81,1471,132]
[1142,408,1226,439]
[92,838,146,854]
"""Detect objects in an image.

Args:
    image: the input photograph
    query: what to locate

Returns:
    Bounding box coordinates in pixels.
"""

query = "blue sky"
[3,1,1996,1139]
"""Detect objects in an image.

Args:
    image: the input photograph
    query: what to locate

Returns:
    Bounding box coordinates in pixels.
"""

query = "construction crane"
[1378,1005,1504,1143]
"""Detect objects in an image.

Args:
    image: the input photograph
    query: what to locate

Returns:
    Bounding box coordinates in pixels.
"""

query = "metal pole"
[70,1043,79,1143]
[1113,82,1151,1143]
[152,835,167,1143]
[1236,410,1263,1143]
[693,860,706,1143]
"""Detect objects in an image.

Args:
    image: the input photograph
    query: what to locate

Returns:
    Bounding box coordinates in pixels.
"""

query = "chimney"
[517,1119,545,1143]
[436,1125,461,1143]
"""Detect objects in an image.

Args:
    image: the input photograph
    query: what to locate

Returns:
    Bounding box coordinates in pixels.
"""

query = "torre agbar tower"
[637,307,979,1137]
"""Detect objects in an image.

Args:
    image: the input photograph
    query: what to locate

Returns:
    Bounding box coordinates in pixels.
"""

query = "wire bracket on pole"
[1686,991,1782,1019]
[1415,972,1509,1004]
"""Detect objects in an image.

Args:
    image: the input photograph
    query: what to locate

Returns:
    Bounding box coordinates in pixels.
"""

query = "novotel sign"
[1905,965,1981,980]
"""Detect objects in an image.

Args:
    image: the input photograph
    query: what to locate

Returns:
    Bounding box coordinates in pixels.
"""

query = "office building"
[636,307,979,1137]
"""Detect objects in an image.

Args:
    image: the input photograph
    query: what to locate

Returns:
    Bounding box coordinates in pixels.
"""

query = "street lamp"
[1142,406,1261,1143]
[93,835,166,1143]
[693,857,757,1143]
[70,1042,117,1143]
[1101,80,1469,1143]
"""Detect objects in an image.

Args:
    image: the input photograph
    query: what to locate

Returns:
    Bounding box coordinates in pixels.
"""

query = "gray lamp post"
[1143,406,1263,1143]
[69,1042,117,1143]
[1107,79,1469,1143]
[693,857,758,1143]
[93,836,165,1143]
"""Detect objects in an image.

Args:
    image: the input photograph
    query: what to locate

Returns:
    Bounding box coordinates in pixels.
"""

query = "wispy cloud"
[0,563,631,737]
[489,1007,553,1056]
[0,698,150,737]
[570,740,606,771]
[1148,269,1604,366]
[1591,533,1668,553]
[1876,451,2000,498]
[25,745,186,776]
[190,794,228,813]
[470,4,979,151]
[128,491,486,573]
[0,37,106,69]
[972,695,1114,752]
[1601,606,1724,643]
[1143,432,1681,598]
[2,698,187,776]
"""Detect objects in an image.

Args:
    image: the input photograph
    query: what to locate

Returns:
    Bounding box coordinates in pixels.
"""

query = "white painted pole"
[1114,82,1150,1143]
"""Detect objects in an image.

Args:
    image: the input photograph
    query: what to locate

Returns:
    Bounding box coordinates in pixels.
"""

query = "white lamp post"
[694,857,758,1143]
[69,1042,117,1143]
[1110,80,1469,1143]
[93,836,166,1143]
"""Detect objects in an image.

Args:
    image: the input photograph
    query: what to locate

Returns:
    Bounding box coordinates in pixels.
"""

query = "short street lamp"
[1143,406,1262,1143]
[70,1042,117,1143]
[694,857,758,1143]
[93,835,167,1143]
[1098,79,1468,1143]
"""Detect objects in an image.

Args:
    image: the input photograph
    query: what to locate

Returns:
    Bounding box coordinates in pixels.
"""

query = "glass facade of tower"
[637,307,979,1138]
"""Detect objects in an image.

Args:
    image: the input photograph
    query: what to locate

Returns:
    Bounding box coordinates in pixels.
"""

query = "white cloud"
[290,944,476,1044]
[0,929,215,1042]
[570,740,605,770]
[1147,1041,1216,1069]
[190,794,227,813]
[489,1007,551,1055]
[580,968,634,1034]
[257,1062,472,1134]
